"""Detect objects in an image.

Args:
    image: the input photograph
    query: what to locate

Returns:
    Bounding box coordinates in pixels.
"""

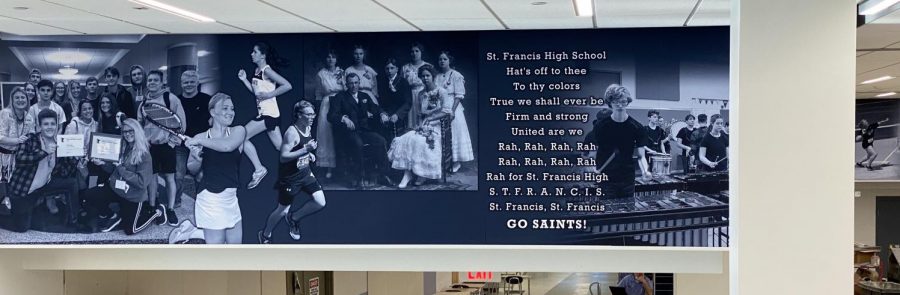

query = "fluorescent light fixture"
[876,92,897,97]
[159,66,168,71]
[129,0,215,23]
[58,67,78,76]
[861,75,896,84]
[47,51,90,64]
[860,0,900,15]
[573,0,593,17]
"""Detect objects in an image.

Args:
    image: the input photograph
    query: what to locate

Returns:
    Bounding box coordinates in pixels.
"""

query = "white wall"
[854,183,900,245]
[731,0,855,295]
[334,271,368,295]
[367,272,423,295]
[675,256,729,295]
[0,253,285,295]
[0,251,63,295]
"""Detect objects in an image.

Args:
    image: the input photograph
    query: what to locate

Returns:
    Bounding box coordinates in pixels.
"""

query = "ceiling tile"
[0,0,160,34]
[689,0,728,26]
[37,0,241,34]
[140,0,329,33]
[407,19,505,31]
[858,51,900,74]
[858,24,900,49]
[377,0,502,30]
[263,0,416,31]
[485,0,592,29]
[0,16,79,35]
[596,0,697,27]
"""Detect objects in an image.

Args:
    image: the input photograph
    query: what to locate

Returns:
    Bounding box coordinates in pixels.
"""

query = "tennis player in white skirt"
[169,93,249,244]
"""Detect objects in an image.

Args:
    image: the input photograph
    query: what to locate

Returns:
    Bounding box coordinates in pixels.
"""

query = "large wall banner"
[0,27,729,246]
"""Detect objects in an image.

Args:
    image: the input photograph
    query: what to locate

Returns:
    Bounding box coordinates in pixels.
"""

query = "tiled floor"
[491,273,619,295]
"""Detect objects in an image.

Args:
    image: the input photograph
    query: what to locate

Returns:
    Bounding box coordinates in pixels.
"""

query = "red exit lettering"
[467,272,493,280]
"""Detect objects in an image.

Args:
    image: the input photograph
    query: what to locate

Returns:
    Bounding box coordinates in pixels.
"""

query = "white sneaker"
[168,220,197,244]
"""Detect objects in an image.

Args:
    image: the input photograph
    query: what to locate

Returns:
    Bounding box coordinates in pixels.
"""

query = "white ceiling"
[853,3,900,99]
[0,0,728,35]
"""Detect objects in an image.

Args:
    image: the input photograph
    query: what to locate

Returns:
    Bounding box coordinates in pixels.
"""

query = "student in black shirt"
[857,118,889,170]
[592,84,651,199]
[644,110,667,173]
[175,70,213,204]
[689,114,709,167]
[645,110,666,155]
[658,115,671,153]
[675,114,697,173]
[259,101,326,244]
[699,114,729,172]
[583,108,613,158]
[103,67,136,119]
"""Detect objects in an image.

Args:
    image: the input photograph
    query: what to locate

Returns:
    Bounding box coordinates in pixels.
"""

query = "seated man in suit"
[328,73,393,187]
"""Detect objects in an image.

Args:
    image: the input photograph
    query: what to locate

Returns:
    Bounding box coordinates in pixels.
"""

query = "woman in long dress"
[402,43,431,128]
[344,45,378,104]
[434,51,474,172]
[314,50,344,178]
[388,65,452,188]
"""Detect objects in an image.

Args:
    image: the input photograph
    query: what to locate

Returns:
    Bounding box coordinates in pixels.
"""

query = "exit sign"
[467,272,493,280]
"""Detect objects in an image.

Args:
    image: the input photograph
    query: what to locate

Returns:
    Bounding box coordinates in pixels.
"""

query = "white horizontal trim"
[5,246,726,273]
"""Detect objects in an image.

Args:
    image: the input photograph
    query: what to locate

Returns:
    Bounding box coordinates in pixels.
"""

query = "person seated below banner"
[617,273,654,295]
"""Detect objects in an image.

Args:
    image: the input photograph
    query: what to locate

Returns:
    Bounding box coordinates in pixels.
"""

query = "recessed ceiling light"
[47,51,91,64]
[13,7,29,10]
[573,0,593,17]
[197,50,211,57]
[58,67,78,76]
[876,92,897,97]
[159,66,168,71]
[861,75,895,84]
[860,0,900,15]
[128,0,215,23]
[531,1,548,5]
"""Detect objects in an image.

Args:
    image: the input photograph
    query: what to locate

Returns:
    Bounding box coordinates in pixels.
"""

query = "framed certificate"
[88,133,123,162]
[56,134,85,157]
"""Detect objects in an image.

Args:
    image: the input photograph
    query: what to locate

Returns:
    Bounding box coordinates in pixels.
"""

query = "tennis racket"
[141,102,188,141]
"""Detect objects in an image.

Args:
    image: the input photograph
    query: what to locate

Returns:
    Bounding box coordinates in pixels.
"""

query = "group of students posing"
[0,42,331,244]
[590,84,730,199]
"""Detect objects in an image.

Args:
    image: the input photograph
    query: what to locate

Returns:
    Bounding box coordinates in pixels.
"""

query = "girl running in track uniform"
[238,42,294,189]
